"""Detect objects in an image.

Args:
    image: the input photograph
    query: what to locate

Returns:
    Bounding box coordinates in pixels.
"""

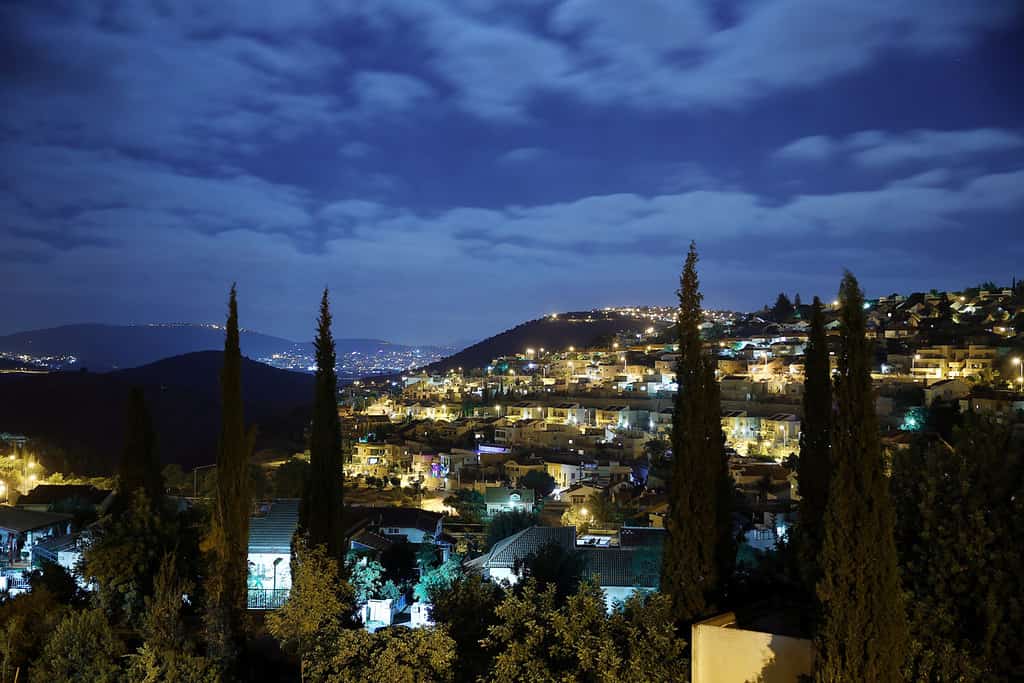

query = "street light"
[1013,357,1022,387]
[273,557,283,593]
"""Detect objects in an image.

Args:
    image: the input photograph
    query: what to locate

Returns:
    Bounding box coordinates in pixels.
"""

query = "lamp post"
[1013,357,1022,388]
[273,556,283,593]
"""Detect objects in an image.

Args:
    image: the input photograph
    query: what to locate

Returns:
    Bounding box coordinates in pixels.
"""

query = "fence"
[247,588,290,610]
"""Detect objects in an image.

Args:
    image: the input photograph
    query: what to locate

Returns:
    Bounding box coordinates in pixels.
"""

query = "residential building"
[348,442,408,479]
[247,499,298,609]
[0,506,73,568]
[466,525,661,611]
[347,507,444,544]
[911,345,998,383]
[923,378,971,406]
[484,486,536,517]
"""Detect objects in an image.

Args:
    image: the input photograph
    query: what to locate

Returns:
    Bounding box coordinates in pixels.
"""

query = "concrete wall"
[692,613,813,683]
[247,552,292,591]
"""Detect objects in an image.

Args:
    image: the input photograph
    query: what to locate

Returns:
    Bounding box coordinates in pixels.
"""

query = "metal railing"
[247,588,290,610]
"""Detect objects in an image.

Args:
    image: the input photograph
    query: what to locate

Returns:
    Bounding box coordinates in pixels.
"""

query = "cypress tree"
[796,297,831,598]
[117,386,163,507]
[661,242,730,621]
[814,272,908,681]
[300,289,345,564]
[705,358,735,590]
[205,284,254,671]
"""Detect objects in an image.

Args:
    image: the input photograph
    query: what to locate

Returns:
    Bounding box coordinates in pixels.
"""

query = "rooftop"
[580,546,661,589]
[480,525,576,569]
[0,506,73,533]
[248,499,300,554]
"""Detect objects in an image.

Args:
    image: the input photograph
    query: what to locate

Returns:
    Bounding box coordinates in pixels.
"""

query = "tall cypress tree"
[300,289,345,564]
[705,357,735,590]
[796,297,831,598]
[205,284,253,670]
[661,242,730,621]
[117,386,163,507]
[815,273,908,681]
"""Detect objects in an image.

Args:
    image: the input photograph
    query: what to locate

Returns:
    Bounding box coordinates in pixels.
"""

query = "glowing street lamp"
[1013,357,1022,387]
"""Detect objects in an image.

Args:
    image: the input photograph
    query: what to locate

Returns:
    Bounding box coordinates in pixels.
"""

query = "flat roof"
[0,506,73,533]
[248,499,300,555]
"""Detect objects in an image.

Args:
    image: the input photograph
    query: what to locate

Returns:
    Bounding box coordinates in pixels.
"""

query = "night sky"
[2,1,1023,345]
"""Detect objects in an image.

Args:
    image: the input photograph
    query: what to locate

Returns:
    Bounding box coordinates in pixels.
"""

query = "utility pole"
[192,463,218,498]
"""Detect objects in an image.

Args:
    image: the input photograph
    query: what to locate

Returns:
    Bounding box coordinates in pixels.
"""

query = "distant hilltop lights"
[259,344,447,377]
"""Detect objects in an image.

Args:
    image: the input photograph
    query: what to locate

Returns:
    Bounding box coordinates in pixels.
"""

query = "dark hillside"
[0,351,313,475]
[425,311,660,372]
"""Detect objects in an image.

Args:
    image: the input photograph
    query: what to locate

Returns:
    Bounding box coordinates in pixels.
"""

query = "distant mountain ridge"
[0,323,441,372]
[0,350,314,474]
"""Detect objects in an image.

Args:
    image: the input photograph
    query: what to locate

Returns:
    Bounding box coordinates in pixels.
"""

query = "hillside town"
[342,286,1023,490]
[1,282,1022,681]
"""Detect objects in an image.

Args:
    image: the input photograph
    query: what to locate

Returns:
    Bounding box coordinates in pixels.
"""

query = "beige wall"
[692,613,813,683]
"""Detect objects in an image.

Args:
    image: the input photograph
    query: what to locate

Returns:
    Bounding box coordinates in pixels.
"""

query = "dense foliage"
[517,469,557,497]
[892,414,1024,680]
[482,580,687,683]
[79,490,195,628]
[443,489,486,523]
[30,609,125,683]
[814,273,908,681]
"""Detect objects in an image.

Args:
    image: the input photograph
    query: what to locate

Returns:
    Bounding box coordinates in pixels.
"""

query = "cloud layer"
[2,1,1023,342]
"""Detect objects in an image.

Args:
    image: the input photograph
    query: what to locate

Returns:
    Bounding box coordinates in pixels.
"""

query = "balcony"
[247,588,290,610]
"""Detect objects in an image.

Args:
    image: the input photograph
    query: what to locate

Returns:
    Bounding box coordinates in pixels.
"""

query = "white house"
[247,499,299,609]
[484,486,535,517]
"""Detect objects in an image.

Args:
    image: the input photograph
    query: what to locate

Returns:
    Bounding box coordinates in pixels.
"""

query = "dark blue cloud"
[1,0,1023,344]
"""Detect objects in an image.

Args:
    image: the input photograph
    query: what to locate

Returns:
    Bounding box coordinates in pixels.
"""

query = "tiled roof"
[484,526,576,569]
[618,526,667,548]
[248,499,299,554]
[580,547,661,589]
[350,529,393,553]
